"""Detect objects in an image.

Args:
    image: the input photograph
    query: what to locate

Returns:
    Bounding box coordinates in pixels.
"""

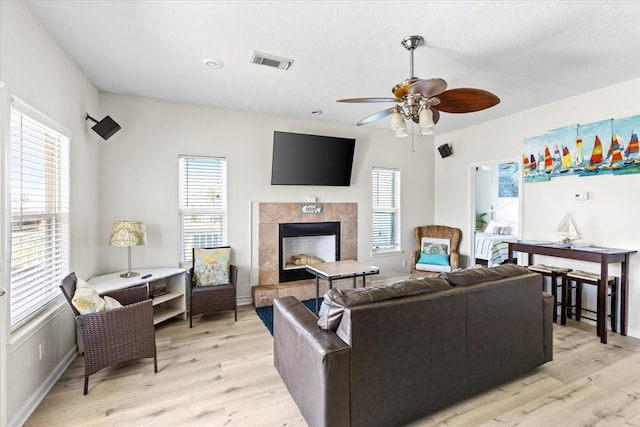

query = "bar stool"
[564,270,618,336]
[527,264,571,323]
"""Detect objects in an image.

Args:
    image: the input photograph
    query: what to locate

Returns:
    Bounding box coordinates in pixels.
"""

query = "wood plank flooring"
[26,304,640,426]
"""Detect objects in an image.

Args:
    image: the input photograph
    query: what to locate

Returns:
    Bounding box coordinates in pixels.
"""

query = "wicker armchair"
[189,246,238,328]
[59,272,158,395]
[410,225,462,278]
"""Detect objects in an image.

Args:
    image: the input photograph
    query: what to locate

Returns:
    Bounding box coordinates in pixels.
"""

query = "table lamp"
[109,221,147,278]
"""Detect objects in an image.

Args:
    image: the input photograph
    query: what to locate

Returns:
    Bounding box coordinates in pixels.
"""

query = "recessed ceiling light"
[202,58,224,69]
[311,110,323,115]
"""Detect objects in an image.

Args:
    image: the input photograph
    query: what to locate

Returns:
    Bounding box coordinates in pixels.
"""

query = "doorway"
[469,157,522,266]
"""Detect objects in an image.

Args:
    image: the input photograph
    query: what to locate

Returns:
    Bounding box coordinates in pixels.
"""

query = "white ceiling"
[25,0,640,134]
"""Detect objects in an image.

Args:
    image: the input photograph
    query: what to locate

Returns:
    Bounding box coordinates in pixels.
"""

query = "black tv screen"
[271,131,356,186]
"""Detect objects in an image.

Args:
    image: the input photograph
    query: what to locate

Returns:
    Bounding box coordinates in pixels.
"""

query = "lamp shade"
[109,221,147,247]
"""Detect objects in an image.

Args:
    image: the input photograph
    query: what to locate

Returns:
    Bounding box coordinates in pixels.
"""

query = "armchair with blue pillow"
[410,225,462,278]
[188,246,238,328]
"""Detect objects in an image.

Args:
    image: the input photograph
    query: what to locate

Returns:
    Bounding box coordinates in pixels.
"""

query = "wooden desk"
[306,260,380,312]
[508,241,636,343]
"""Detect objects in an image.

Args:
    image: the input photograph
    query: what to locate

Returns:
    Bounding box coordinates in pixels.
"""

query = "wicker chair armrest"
[103,284,149,305]
[450,251,459,269]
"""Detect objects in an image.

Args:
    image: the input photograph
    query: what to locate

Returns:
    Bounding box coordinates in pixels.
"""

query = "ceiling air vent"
[250,51,293,70]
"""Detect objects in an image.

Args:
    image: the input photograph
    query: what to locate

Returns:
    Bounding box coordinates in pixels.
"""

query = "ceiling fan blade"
[433,88,500,113]
[357,107,395,126]
[433,108,440,124]
[407,78,448,97]
[338,97,401,103]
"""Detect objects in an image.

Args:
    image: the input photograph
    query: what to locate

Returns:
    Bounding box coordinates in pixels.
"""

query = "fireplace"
[279,222,340,283]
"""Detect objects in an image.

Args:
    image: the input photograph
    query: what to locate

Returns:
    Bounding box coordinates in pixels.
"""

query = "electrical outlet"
[402,259,408,268]
[574,192,589,201]
[39,341,45,360]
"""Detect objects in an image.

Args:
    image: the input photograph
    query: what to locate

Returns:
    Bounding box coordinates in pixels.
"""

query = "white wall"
[434,78,640,336]
[97,94,436,301]
[0,2,102,425]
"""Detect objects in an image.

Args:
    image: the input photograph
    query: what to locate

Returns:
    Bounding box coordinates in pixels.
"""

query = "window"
[179,155,227,265]
[9,99,70,329]
[371,167,400,253]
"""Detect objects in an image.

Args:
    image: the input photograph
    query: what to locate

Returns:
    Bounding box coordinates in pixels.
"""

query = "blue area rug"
[256,298,322,336]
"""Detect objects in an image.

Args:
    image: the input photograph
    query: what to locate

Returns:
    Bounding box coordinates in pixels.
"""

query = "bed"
[475,221,518,266]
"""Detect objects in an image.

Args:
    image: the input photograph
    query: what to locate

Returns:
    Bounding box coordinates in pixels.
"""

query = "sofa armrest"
[542,291,554,363]
[273,296,351,427]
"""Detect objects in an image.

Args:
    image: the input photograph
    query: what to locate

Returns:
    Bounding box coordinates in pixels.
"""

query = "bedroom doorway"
[469,157,522,266]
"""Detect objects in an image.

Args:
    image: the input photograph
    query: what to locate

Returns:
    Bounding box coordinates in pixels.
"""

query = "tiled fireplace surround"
[252,202,359,307]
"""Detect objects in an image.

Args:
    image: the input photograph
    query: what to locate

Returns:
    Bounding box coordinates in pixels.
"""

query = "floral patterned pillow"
[193,247,231,286]
[72,278,106,314]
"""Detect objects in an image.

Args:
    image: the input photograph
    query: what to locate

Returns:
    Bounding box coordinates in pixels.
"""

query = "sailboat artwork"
[522,114,640,182]
[555,212,580,245]
[522,134,550,182]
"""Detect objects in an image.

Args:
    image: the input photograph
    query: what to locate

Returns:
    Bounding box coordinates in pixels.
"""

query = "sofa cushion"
[445,264,531,287]
[317,277,452,331]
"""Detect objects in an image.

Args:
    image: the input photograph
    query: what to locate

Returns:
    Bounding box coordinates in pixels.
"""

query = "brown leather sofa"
[273,264,553,427]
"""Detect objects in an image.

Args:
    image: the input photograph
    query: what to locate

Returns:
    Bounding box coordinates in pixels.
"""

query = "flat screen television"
[270,131,356,186]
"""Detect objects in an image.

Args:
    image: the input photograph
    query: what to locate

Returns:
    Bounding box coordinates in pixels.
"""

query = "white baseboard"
[9,347,77,427]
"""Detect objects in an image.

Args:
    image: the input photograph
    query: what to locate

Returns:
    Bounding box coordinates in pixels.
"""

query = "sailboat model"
[555,212,580,244]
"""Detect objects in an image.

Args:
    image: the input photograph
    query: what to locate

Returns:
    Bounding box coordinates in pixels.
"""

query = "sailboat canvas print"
[523,114,640,182]
[612,114,640,175]
[547,124,579,177]
[523,134,551,183]
[577,119,613,176]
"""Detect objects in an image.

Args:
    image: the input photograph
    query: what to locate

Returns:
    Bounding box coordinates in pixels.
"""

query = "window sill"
[9,298,67,351]
[371,249,404,258]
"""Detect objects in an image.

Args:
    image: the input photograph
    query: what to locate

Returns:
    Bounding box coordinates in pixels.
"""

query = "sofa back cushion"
[444,263,530,286]
[317,277,451,331]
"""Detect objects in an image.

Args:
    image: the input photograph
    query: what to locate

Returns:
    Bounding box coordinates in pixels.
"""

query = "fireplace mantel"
[257,202,357,286]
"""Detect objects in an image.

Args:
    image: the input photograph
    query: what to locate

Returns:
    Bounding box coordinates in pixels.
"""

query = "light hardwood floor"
[26,304,640,427]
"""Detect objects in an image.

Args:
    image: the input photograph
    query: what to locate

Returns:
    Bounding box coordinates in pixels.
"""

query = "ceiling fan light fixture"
[395,126,409,138]
[390,109,405,131]
[418,107,435,135]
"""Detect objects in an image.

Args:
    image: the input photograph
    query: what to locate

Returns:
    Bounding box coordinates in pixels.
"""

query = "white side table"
[88,267,187,325]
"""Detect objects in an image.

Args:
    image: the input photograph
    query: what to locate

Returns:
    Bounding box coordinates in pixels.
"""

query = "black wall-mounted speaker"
[438,143,453,158]
[86,114,121,140]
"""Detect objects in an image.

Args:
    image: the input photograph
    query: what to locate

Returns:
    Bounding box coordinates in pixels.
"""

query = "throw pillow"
[193,247,231,286]
[417,253,450,266]
[72,278,106,314]
[420,237,450,255]
[104,295,122,311]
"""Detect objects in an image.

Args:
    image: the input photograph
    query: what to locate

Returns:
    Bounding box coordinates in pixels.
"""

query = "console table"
[508,241,636,343]
[88,267,187,326]
[306,260,380,312]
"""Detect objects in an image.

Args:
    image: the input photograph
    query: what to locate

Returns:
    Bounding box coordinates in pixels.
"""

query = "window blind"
[9,102,70,329]
[178,155,227,264]
[372,167,400,251]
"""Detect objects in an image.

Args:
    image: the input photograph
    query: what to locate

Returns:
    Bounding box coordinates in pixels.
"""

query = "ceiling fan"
[337,35,500,137]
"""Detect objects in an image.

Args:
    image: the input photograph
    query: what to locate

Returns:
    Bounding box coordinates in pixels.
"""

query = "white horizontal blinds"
[179,155,227,264]
[9,103,70,329]
[372,167,400,251]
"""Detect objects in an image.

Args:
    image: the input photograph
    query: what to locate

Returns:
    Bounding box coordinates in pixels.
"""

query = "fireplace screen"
[279,222,340,282]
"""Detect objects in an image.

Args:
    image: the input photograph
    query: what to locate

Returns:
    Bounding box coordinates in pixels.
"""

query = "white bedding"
[475,232,518,266]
